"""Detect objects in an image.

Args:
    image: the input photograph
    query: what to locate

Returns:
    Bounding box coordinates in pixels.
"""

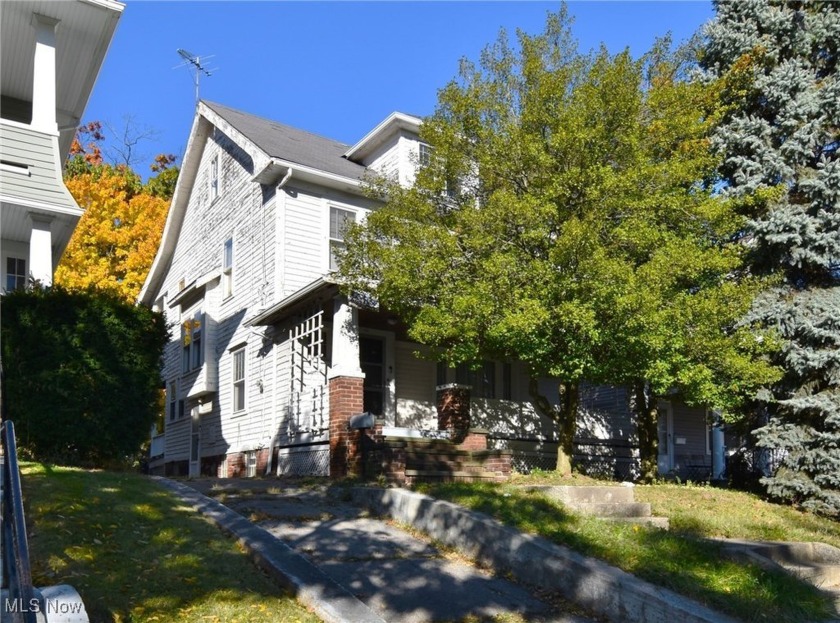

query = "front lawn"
[415,473,839,623]
[20,463,320,623]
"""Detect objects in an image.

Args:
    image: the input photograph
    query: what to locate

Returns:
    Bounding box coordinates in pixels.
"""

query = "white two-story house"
[1,0,124,291]
[140,101,720,481]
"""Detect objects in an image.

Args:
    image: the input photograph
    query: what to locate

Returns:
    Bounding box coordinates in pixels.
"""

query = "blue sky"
[84,1,714,172]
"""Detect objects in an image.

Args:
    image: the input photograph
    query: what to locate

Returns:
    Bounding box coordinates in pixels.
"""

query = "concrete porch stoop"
[520,485,670,530]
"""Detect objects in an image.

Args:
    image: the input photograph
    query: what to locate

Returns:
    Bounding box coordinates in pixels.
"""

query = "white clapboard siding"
[394,341,436,428]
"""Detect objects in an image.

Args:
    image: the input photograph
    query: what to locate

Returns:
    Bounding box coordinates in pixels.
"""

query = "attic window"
[209,154,219,201]
[0,160,30,176]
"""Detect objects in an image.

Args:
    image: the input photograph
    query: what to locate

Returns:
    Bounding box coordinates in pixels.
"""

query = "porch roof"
[246,276,339,326]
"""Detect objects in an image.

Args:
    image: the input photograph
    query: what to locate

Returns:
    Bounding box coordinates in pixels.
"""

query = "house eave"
[344,112,422,163]
[252,158,365,195]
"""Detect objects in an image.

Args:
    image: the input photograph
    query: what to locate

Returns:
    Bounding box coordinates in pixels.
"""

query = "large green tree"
[1,286,169,466]
[701,0,840,514]
[340,9,777,478]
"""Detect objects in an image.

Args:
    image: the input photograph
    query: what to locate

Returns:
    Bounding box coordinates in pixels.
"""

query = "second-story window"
[5,257,26,292]
[232,348,246,412]
[182,312,204,373]
[223,238,234,298]
[329,207,355,271]
[419,143,432,168]
[210,154,219,201]
[168,381,177,422]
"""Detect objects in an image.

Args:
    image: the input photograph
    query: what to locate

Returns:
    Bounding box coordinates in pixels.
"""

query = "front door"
[360,336,385,417]
[657,402,674,475]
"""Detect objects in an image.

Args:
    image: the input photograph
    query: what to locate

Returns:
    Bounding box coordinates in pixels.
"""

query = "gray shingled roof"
[204,101,367,180]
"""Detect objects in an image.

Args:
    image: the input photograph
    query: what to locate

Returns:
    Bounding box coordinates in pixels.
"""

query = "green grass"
[20,463,320,623]
[414,473,839,623]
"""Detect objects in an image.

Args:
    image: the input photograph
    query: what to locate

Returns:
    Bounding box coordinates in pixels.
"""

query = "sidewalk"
[161,477,592,623]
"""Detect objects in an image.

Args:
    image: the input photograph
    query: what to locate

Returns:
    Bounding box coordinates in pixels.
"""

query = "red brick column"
[329,375,365,478]
[437,383,471,443]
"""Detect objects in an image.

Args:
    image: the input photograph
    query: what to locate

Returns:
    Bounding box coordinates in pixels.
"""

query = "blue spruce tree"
[701,0,840,515]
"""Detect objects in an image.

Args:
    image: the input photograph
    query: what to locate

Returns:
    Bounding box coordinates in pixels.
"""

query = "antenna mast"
[175,49,215,105]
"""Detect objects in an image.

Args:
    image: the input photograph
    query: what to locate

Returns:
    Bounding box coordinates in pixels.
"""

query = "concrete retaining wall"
[350,487,738,623]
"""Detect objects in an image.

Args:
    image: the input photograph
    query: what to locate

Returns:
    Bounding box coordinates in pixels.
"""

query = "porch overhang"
[246,276,340,326]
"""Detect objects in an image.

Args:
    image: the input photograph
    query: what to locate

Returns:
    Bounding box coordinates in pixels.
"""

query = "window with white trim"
[329,207,355,271]
[168,381,177,422]
[232,347,246,413]
[209,154,219,201]
[246,450,257,478]
[181,312,204,373]
[419,143,432,168]
[223,237,233,298]
[5,257,26,292]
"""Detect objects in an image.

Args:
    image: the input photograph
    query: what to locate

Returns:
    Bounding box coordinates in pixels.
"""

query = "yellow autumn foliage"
[56,166,169,302]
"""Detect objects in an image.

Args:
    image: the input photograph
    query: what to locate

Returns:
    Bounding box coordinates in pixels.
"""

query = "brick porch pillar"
[437,383,471,443]
[328,295,365,478]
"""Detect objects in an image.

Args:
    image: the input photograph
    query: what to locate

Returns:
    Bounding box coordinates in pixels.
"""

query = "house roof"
[203,101,367,181]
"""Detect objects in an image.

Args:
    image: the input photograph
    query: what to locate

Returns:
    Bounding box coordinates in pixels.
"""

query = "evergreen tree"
[701,0,840,514]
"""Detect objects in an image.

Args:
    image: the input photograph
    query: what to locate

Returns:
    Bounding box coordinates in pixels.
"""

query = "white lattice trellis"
[288,307,328,434]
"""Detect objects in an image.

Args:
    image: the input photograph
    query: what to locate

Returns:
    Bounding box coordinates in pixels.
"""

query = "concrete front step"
[602,516,671,530]
[522,485,636,504]
[404,469,504,481]
[567,501,652,518]
[721,539,840,590]
[522,485,669,529]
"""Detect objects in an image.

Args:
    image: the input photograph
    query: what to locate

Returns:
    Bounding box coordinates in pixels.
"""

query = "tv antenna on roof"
[175,49,216,105]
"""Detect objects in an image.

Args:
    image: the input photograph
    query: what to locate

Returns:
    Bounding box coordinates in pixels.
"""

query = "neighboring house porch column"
[31,14,60,133]
[328,296,365,478]
[28,214,53,286]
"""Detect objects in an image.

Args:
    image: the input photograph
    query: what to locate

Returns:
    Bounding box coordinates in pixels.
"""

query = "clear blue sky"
[84,1,714,171]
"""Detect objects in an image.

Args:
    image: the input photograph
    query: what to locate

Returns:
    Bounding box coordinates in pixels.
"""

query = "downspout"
[265,166,293,476]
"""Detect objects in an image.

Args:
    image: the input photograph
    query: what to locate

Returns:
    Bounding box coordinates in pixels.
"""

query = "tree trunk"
[529,377,579,476]
[633,379,659,483]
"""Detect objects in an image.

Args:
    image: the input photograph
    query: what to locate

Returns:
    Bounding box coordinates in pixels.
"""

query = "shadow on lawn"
[21,465,312,623]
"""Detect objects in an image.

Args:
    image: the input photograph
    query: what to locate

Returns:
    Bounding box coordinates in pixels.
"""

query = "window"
[246,450,257,478]
[182,313,204,373]
[5,257,26,291]
[502,363,512,400]
[209,154,219,201]
[456,361,496,399]
[419,143,432,168]
[223,238,233,298]
[329,207,354,270]
[168,381,177,422]
[232,348,246,412]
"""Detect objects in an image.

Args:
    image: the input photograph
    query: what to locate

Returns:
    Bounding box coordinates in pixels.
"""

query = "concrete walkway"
[161,477,592,623]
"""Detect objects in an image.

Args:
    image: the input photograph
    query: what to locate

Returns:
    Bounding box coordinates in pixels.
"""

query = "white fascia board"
[344,112,423,162]
[252,157,363,193]
[0,194,83,218]
[138,114,212,306]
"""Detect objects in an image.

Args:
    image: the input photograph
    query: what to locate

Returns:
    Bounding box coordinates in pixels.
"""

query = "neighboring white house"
[140,101,718,480]
[0,0,124,290]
